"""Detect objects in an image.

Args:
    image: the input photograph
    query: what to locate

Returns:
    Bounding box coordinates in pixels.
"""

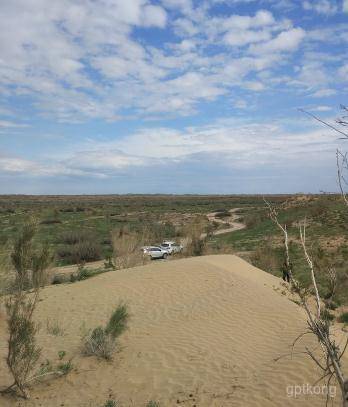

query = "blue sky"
[0,0,348,194]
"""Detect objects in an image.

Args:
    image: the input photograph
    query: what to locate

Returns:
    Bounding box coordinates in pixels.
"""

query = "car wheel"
[162,253,167,259]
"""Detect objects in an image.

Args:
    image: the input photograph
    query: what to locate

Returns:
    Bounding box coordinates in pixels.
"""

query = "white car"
[160,241,183,254]
[142,246,168,259]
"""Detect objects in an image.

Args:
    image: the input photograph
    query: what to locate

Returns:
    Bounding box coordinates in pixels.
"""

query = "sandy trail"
[202,208,245,238]
[1,254,346,407]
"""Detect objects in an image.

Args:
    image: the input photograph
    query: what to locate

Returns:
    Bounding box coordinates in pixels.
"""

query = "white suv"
[142,246,168,259]
[160,241,183,254]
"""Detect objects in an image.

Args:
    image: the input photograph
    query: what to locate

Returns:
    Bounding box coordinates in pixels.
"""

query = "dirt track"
[202,208,245,238]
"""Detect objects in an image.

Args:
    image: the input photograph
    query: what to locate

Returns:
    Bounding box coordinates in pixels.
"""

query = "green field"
[0,194,276,266]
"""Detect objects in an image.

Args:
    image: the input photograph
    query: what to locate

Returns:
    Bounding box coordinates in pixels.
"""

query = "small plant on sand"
[37,355,73,378]
[58,350,66,360]
[1,220,53,399]
[46,318,65,336]
[103,400,119,407]
[57,359,74,375]
[82,303,129,360]
[146,401,160,407]
[104,255,116,270]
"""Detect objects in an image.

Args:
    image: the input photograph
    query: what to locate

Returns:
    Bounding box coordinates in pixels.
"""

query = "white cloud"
[249,28,305,54]
[244,81,265,91]
[309,105,332,112]
[222,10,275,31]
[0,120,29,128]
[0,157,39,173]
[311,88,337,98]
[0,0,343,123]
[224,29,271,47]
[344,0,348,12]
[338,63,348,80]
[2,118,339,180]
[142,5,167,27]
[161,0,192,13]
[303,0,338,15]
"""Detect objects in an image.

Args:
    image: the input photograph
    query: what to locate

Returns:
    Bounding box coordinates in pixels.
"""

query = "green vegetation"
[338,312,348,324]
[82,303,130,360]
[2,194,348,305]
[213,194,348,304]
[0,194,269,267]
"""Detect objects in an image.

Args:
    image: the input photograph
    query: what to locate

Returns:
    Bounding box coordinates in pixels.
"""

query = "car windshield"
[161,244,169,247]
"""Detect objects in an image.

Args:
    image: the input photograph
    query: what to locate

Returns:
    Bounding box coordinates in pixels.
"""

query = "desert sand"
[0,255,346,406]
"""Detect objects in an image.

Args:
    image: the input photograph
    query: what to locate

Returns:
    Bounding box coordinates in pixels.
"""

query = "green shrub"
[105,303,129,339]
[321,309,335,322]
[4,221,52,399]
[75,266,92,281]
[83,326,115,360]
[58,351,66,360]
[82,304,129,360]
[57,359,73,375]
[146,402,160,407]
[337,312,348,324]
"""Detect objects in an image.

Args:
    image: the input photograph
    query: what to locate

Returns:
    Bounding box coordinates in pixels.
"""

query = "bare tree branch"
[298,108,348,139]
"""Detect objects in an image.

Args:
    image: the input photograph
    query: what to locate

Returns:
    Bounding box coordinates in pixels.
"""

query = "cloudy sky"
[1,0,347,194]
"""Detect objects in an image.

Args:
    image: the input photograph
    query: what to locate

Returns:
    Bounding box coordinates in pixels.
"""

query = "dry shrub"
[204,242,235,255]
[0,245,16,295]
[111,227,149,269]
[57,240,101,264]
[250,238,281,274]
[183,220,206,257]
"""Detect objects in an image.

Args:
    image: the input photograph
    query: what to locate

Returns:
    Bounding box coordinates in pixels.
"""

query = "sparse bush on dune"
[46,318,66,336]
[102,400,119,407]
[82,303,129,360]
[146,401,160,407]
[1,220,53,399]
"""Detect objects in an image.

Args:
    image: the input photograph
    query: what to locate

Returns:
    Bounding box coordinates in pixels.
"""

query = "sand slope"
[0,255,345,406]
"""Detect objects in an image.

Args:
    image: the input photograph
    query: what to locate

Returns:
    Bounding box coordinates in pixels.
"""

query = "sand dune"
[0,255,346,406]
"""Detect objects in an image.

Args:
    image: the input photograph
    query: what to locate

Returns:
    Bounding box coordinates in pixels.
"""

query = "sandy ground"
[0,255,347,407]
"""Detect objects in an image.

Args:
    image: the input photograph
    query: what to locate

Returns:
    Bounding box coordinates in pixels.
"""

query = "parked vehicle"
[142,246,168,259]
[160,241,183,254]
